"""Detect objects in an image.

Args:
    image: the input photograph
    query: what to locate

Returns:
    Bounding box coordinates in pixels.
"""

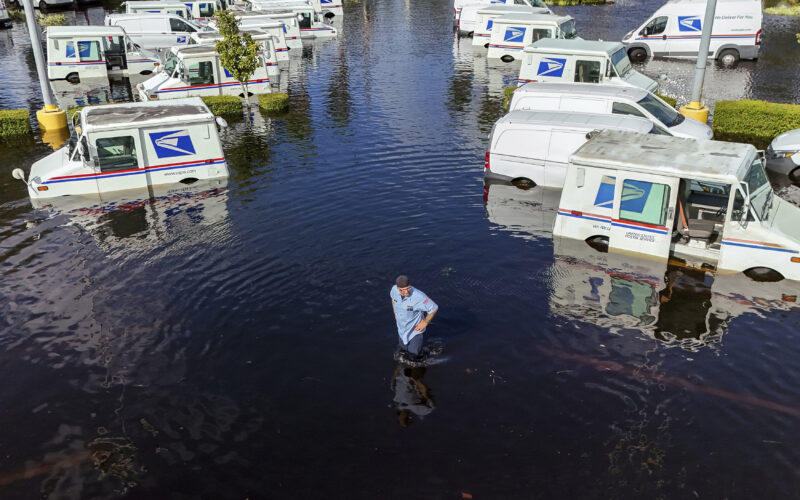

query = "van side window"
[732,189,755,222]
[641,16,668,36]
[612,102,647,118]
[65,41,75,58]
[620,180,670,226]
[170,18,196,32]
[77,41,101,61]
[298,12,311,29]
[531,28,552,41]
[574,60,600,83]
[187,60,215,86]
[95,136,139,172]
[199,2,215,17]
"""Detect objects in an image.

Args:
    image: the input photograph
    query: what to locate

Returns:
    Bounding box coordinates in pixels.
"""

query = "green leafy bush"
[503,86,517,111]
[0,109,32,138]
[258,93,289,113]
[712,100,800,149]
[8,9,26,22]
[655,93,677,108]
[201,96,243,116]
[36,13,67,26]
[764,5,800,16]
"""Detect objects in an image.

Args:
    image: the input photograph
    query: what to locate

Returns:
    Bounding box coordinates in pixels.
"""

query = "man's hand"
[413,320,427,332]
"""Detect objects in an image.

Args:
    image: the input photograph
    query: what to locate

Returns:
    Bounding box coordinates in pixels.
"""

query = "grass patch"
[713,100,800,149]
[258,93,289,113]
[36,13,67,26]
[200,95,243,117]
[503,86,517,111]
[8,9,26,22]
[764,4,800,15]
[655,93,677,108]
[0,109,32,138]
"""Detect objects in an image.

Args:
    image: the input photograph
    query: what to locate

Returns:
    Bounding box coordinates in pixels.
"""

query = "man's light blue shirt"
[390,285,438,345]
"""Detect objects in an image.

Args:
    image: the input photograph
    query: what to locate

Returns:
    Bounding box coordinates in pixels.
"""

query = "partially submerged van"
[554,130,800,281]
[508,82,712,140]
[194,23,289,61]
[454,0,550,33]
[621,0,762,65]
[105,13,206,50]
[123,1,193,19]
[484,110,669,187]
[486,12,577,62]
[137,45,272,100]
[187,31,281,79]
[246,3,337,40]
[214,12,302,49]
[471,4,549,47]
[518,39,658,92]
[46,26,160,82]
[11,98,229,200]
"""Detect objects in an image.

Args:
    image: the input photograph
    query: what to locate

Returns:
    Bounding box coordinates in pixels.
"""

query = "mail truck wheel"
[500,55,515,63]
[37,0,47,11]
[585,235,609,253]
[627,48,646,63]
[140,70,152,75]
[66,72,80,84]
[789,167,800,184]
[511,177,535,189]
[717,49,739,67]
[484,43,489,49]
[744,267,783,282]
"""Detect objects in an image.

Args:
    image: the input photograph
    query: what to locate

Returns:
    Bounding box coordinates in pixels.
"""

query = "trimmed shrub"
[655,93,677,108]
[503,86,517,111]
[36,13,67,26]
[8,9,26,22]
[200,95,243,116]
[764,5,800,16]
[712,100,800,149]
[258,93,289,113]
[0,109,32,138]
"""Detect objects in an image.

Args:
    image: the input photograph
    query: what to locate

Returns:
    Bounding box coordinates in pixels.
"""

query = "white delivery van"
[508,83,712,140]
[217,12,302,49]
[105,13,206,50]
[554,130,800,281]
[471,4,549,47]
[247,3,337,39]
[487,12,577,62]
[621,0,762,65]
[137,44,272,100]
[454,0,549,33]
[124,1,193,19]
[46,26,160,82]
[518,39,659,92]
[188,30,281,80]
[484,110,669,187]
[199,22,290,61]
[11,98,229,200]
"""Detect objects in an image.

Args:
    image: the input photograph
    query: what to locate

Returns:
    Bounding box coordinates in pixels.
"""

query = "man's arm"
[413,307,438,331]
[391,300,396,319]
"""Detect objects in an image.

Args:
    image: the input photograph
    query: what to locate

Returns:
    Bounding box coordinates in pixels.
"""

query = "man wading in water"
[390,275,438,362]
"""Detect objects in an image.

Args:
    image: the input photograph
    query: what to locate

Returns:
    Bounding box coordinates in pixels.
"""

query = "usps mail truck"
[105,13,207,50]
[123,1,194,19]
[621,0,762,65]
[487,12,577,62]
[471,4,549,47]
[518,39,659,92]
[454,0,550,34]
[190,29,284,74]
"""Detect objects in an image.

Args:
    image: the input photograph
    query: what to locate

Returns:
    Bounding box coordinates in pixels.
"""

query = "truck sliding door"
[608,172,678,261]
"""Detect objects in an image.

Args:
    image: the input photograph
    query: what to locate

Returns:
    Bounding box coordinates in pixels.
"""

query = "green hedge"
[503,86,517,111]
[655,93,677,108]
[258,93,289,113]
[201,96,243,117]
[713,100,800,149]
[0,109,32,138]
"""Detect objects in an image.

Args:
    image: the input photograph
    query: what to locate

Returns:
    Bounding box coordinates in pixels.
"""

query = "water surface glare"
[2,0,800,498]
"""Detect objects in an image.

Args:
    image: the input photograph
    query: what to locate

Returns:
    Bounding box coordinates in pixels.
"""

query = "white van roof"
[123,1,189,7]
[476,4,545,14]
[47,26,127,38]
[493,12,569,24]
[107,12,185,20]
[498,110,655,134]
[524,38,623,55]
[175,45,219,57]
[573,130,755,180]
[82,98,214,133]
[516,82,650,101]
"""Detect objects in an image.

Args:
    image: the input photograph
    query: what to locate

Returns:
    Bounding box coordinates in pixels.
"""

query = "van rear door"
[608,171,678,260]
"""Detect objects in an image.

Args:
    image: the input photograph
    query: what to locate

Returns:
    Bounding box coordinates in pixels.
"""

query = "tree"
[215,11,261,105]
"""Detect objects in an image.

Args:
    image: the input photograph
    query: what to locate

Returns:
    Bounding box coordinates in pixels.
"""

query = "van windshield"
[559,19,577,39]
[744,159,772,222]
[637,93,683,127]
[610,48,631,77]
[164,54,179,76]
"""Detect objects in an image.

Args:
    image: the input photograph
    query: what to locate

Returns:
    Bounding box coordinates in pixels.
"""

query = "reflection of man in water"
[392,364,435,427]
[656,267,718,340]
[390,275,439,361]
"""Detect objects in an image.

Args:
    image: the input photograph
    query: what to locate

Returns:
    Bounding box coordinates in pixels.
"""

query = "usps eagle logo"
[504,27,526,43]
[537,57,566,77]
[149,130,196,158]
[678,15,702,32]
[177,35,187,43]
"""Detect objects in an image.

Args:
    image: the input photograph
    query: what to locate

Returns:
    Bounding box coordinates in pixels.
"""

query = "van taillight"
[484,151,490,169]
[756,29,761,45]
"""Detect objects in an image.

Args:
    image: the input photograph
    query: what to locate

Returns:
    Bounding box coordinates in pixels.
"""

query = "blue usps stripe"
[504,26,526,43]
[537,57,566,77]
[678,15,702,32]
[149,130,196,158]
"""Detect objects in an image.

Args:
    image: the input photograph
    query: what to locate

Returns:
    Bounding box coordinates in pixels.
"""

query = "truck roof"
[46,26,127,37]
[572,130,755,181]
[175,45,219,57]
[123,1,189,7]
[497,110,654,134]
[493,12,570,24]
[516,82,650,101]
[525,38,623,55]
[475,4,546,14]
[82,98,215,133]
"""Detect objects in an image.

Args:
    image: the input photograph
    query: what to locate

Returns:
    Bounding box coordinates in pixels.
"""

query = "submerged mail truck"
[123,1,193,19]
[621,0,762,65]
[454,0,550,34]
[471,4,549,47]
[487,12,577,62]
[137,45,272,100]
[189,30,282,77]
[211,12,302,49]
[554,130,800,281]
[245,4,337,40]
[105,13,206,50]
[46,26,160,82]
[518,39,658,92]
[193,24,290,61]
[11,98,229,200]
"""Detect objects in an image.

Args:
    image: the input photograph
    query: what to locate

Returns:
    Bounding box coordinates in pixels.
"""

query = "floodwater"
[2,0,800,498]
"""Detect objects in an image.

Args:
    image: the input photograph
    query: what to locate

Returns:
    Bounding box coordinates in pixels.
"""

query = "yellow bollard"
[35,104,68,133]
[679,101,709,124]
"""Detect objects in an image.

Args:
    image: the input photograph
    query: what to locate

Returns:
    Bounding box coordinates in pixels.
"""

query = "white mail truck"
[471,4,549,47]
[486,12,577,62]
[105,13,207,50]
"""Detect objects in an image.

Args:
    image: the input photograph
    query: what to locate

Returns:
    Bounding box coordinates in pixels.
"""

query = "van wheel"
[179,177,199,185]
[717,49,740,67]
[585,235,609,253]
[511,177,535,189]
[627,47,647,63]
[789,167,800,184]
[467,31,474,38]
[324,12,334,19]
[744,267,784,282]
[140,70,152,75]
[65,72,80,84]
[484,43,489,49]
[500,55,515,63]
